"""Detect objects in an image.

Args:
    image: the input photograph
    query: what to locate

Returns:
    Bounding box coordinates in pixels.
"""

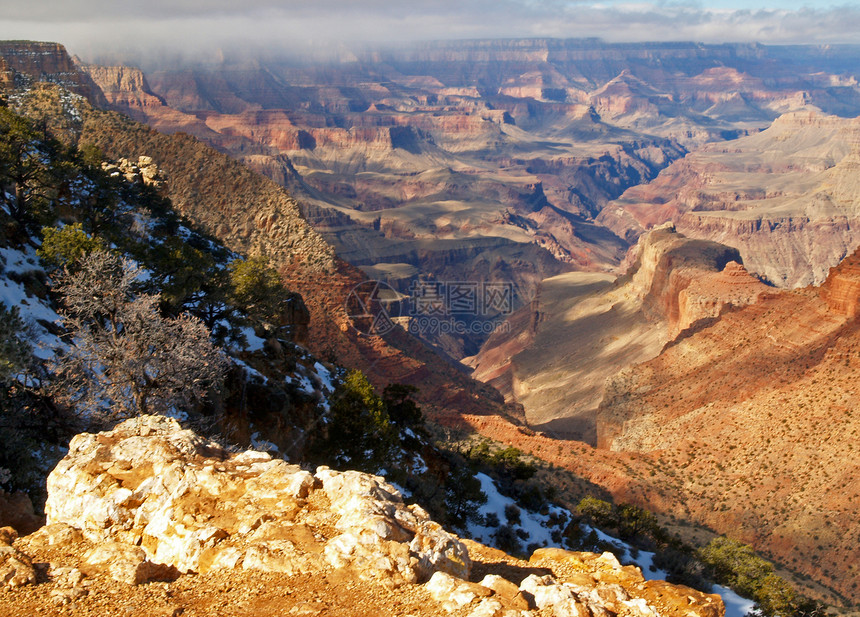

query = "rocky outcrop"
[426,547,723,617]
[675,260,769,336]
[0,527,36,589]
[625,224,742,325]
[0,41,106,106]
[820,246,860,318]
[0,542,36,588]
[527,549,723,617]
[78,64,163,112]
[4,417,723,616]
[45,415,469,586]
[593,245,860,599]
[102,155,166,189]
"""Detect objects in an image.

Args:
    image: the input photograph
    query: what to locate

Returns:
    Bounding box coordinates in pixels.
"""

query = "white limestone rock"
[519,574,589,617]
[316,466,471,584]
[83,541,174,585]
[43,416,471,588]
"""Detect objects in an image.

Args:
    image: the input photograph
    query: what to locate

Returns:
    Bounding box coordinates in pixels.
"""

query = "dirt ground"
[0,534,551,617]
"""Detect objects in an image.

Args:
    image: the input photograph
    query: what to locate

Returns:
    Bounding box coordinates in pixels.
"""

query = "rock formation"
[599,111,860,288]
[45,415,469,585]
[1,416,723,617]
[592,245,860,600]
[0,42,106,106]
[102,155,166,190]
[467,225,767,441]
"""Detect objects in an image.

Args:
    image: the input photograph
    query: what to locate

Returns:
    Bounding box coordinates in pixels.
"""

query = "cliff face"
[467,225,764,441]
[600,111,860,288]
[0,41,106,106]
[594,245,860,601]
[821,247,860,317]
[78,64,164,113]
[461,245,860,604]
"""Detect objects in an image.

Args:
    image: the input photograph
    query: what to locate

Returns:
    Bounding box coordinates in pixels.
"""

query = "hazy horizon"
[2,1,860,66]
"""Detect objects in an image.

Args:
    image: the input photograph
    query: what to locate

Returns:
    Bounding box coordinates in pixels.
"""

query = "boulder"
[0,526,18,546]
[44,416,470,587]
[316,467,471,584]
[0,544,36,588]
[83,542,177,585]
[426,571,491,611]
[519,574,586,617]
[0,490,43,535]
[26,522,84,547]
[528,548,724,617]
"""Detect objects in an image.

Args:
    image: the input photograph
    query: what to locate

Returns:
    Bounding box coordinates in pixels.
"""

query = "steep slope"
[64,96,509,420]
[467,225,768,442]
[593,246,860,602]
[599,111,860,287]
[0,38,512,421]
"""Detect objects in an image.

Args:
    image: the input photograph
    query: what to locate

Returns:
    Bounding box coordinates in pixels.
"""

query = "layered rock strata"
[468,225,767,440]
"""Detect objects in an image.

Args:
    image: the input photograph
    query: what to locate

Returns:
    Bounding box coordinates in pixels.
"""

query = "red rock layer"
[592,246,860,602]
[0,42,106,105]
[820,248,860,317]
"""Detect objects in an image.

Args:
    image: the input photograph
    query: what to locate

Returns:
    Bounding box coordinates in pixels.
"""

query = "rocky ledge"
[2,416,723,616]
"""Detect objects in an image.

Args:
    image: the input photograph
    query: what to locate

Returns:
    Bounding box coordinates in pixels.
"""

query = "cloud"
[1,0,859,63]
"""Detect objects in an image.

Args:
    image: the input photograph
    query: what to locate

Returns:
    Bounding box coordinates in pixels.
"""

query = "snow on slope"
[462,471,755,617]
[0,244,64,359]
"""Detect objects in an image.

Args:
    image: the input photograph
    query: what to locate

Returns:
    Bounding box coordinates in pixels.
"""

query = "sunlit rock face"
[45,415,470,585]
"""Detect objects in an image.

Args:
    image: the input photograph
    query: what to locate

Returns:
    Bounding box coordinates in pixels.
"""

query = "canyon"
[599,111,860,287]
[4,39,860,610]
[79,41,860,359]
[467,224,768,441]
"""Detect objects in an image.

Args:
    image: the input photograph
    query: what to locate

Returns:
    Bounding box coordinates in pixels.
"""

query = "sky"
[1,0,859,63]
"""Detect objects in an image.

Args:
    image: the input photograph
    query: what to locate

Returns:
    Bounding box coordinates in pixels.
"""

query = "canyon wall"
[600,111,860,287]
[467,225,768,442]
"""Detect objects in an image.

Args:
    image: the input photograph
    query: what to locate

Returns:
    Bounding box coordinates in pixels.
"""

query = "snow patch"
[714,585,757,617]
[458,471,755,615]
[465,472,566,550]
[250,431,280,454]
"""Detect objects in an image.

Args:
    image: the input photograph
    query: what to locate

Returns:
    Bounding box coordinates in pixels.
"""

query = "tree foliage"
[0,302,62,498]
[313,369,397,471]
[444,462,487,528]
[0,106,87,235]
[382,383,423,428]
[37,223,106,272]
[229,255,287,325]
[698,537,826,617]
[53,251,228,418]
[0,302,34,385]
[466,440,536,481]
[577,496,615,521]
